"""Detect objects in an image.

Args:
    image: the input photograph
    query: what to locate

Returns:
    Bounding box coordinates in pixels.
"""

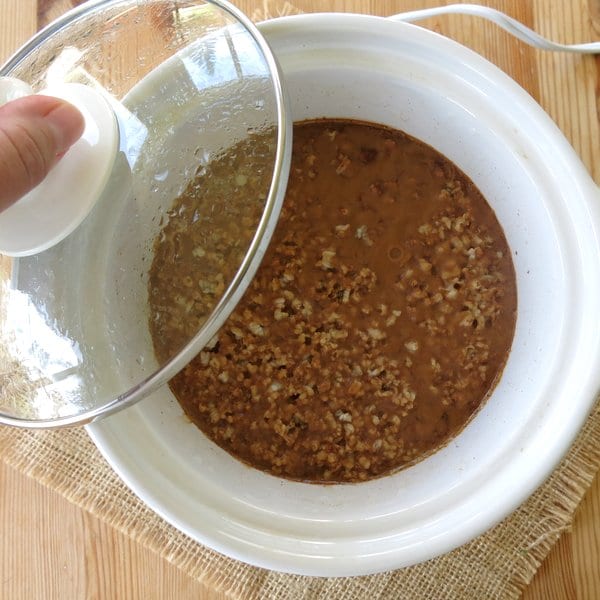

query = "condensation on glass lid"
[0,0,291,426]
[0,278,85,420]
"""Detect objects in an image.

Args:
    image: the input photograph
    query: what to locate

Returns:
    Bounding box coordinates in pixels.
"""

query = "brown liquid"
[149,120,517,483]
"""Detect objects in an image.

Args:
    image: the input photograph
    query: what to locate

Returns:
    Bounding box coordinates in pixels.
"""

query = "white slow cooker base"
[88,14,600,575]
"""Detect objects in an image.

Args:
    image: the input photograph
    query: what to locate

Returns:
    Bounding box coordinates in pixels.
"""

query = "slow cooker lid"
[0,0,291,427]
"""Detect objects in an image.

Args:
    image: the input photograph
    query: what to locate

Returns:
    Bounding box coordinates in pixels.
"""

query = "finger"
[0,95,84,213]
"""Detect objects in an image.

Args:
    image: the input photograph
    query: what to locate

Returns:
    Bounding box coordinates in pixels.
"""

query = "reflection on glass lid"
[0,0,291,427]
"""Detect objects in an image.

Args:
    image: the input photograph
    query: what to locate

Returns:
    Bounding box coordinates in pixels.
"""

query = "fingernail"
[43,99,85,154]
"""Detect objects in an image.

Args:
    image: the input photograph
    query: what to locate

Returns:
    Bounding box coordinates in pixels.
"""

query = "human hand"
[0,95,84,213]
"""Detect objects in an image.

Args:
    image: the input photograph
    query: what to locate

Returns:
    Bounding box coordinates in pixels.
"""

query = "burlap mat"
[2,1,600,598]
[0,396,598,599]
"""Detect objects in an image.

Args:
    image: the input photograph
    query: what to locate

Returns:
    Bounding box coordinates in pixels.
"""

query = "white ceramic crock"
[88,13,600,576]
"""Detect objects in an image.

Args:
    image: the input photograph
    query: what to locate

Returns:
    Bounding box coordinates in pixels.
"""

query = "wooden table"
[1,0,599,598]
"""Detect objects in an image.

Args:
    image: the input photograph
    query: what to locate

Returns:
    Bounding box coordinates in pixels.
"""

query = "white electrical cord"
[389,3,600,53]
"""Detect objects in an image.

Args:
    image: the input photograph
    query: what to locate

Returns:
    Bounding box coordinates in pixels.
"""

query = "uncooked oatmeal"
[149,119,517,483]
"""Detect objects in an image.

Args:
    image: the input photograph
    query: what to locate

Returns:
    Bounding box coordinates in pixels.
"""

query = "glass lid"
[0,0,291,427]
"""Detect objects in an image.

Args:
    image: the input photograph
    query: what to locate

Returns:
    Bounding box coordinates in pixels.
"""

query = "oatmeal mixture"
[149,131,274,357]
[149,120,517,483]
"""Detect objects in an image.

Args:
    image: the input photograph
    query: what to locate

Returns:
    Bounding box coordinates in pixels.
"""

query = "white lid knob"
[0,78,118,257]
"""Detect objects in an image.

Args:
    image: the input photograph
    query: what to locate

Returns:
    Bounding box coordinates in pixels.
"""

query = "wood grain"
[1,0,599,598]
[0,461,224,599]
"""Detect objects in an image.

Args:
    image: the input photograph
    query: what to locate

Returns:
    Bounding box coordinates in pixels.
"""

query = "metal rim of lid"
[0,0,292,428]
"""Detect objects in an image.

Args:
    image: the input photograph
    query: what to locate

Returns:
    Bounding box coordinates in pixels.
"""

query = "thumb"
[0,95,84,213]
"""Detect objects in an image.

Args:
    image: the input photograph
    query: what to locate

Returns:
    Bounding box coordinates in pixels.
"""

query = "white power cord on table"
[389,3,600,53]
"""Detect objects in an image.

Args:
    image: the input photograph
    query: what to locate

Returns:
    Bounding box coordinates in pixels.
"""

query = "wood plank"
[0,0,37,62]
[572,472,600,599]
[0,461,225,600]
